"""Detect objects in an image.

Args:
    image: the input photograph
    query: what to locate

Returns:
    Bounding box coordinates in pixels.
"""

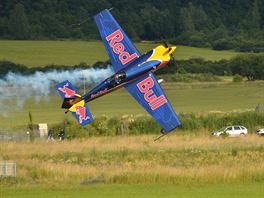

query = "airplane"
[56,9,181,137]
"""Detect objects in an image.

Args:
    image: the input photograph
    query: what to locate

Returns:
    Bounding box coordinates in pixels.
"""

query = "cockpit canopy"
[108,71,126,86]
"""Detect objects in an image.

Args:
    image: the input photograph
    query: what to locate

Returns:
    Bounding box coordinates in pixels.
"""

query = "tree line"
[1,0,264,52]
[1,52,264,80]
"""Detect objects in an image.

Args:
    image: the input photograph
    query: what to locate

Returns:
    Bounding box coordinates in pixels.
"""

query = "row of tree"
[1,0,264,51]
[1,53,264,81]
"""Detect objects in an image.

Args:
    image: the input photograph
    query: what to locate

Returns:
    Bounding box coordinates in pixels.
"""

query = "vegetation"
[46,111,263,139]
[28,111,35,142]
[0,81,263,130]
[1,135,263,197]
[2,54,264,81]
[230,53,264,81]
[0,40,241,67]
[1,40,264,80]
[1,0,264,51]
[1,2,263,196]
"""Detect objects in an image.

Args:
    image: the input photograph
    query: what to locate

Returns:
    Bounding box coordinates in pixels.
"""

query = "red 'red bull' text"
[106,29,137,65]
[137,77,167,110]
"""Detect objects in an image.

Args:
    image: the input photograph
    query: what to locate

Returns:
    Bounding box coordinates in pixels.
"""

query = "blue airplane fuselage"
[82,48,163,102]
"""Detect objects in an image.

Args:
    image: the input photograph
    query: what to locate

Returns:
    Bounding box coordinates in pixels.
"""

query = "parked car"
[256,128,264,136]
[211,125,248,137]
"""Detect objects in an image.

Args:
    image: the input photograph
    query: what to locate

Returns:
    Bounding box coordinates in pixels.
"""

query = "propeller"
[161,37,179,71]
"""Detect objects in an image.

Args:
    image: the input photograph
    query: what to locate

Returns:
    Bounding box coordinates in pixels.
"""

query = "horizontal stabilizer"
[56,80,81,99]
[56,80,93,126]
[68,100,93,126]
[61,97,82,109]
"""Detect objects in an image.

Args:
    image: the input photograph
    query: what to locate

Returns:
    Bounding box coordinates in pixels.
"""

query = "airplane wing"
[94,9,140,72]
[124,73,181,133]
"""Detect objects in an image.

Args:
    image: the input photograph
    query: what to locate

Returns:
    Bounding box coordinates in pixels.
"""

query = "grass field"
[1,135,264,197]
[1,183,263,198]
[1,81,263,129]
[1,40,241,67]
[1,40,263,197]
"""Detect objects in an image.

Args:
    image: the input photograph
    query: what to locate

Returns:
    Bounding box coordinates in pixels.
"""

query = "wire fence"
[0,130,30,142]
[0,161,16,178]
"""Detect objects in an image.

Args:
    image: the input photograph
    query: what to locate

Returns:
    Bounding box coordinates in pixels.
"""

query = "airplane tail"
[56,80,93,126]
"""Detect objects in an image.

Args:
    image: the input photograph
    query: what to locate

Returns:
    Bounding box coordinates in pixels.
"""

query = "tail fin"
[56,80,93,126]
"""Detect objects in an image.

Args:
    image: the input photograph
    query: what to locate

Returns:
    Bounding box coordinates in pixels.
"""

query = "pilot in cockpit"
[111,72,126,86]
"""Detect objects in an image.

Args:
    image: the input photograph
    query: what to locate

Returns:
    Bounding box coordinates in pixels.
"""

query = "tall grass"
[1,135,264,187]
[50,111,263,139]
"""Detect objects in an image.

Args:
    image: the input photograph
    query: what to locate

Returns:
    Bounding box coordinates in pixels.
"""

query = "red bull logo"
[106,29,137,65]
[75,105,90,124]
[58,83,75,98]
[137,77,167,110]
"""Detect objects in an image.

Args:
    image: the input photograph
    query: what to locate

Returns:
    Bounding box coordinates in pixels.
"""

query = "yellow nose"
[168,46,176,55]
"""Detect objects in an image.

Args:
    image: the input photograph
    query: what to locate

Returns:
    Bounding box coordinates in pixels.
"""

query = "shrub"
[212,38,233,50]
[233,74,243,82]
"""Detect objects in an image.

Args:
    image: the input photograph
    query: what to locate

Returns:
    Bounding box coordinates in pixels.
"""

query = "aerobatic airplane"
[57,9,181,136]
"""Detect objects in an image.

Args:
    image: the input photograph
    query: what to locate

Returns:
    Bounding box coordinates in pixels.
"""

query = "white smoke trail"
[0,67,114,117]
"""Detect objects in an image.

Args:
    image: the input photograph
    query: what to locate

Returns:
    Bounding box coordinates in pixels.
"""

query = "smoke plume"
[0,67,114,117]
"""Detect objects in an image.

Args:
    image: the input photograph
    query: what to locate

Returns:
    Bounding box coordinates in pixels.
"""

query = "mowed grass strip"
[2,183,263,198]
[1,40,241,67]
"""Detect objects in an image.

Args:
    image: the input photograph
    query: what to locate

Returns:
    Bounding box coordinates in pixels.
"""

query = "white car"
[212,125,248,137]
[256,128,264,136]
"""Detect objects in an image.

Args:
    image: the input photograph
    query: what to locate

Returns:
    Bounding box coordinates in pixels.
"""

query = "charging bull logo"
[58,83,75,98]
[137,77,167,110]
[75,106,90,124]
[106,29,137,65]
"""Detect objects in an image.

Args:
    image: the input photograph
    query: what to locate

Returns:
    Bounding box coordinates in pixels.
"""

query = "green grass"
[1,135,264,197]
[0,40,241,67]
[1,183,263,198]
[1,81,263,129]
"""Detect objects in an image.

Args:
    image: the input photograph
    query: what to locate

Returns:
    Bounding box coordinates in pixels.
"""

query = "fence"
[0,124,48,142]
[0,161,16,177]
[0,130,30,142]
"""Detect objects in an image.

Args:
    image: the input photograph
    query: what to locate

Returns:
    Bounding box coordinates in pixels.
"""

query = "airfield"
[0,41,264,197]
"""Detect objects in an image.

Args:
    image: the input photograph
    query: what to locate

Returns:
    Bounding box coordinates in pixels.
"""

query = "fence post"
[120,122,124,136]
[5,162,7,176]
[14,161,16,178]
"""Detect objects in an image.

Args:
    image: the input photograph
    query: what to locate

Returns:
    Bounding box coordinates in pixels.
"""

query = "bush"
[0,60,28,77]
[189,34,206,47]
[233,74,243,82]
[237,40,264,52]
[158,73,222,83]
[128,115,160,135]
[212,38,233,50]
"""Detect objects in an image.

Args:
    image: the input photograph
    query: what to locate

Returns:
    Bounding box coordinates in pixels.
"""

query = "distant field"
[1,40,241,67]
[0,81,263,129]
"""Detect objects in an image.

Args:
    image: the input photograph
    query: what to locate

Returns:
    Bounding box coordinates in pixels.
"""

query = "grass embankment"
[1,135,264,184]
[1,135,264,197]
[0,40,241,67]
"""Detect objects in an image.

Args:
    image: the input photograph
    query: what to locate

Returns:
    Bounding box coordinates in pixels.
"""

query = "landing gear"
[160,128,166,134]
[154,129,168,141]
